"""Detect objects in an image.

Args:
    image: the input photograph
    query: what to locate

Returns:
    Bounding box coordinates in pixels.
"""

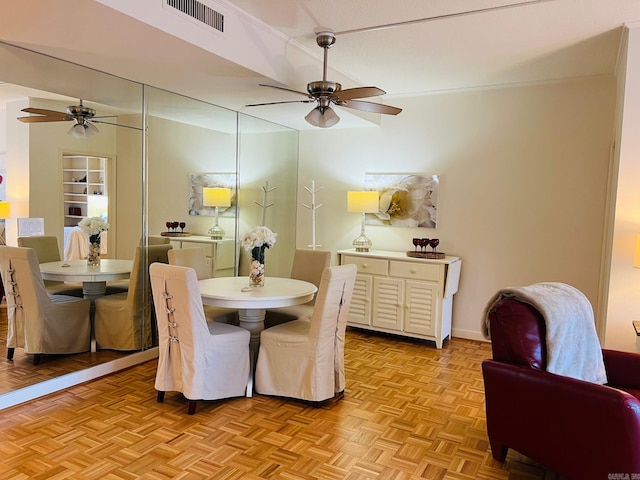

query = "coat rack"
[302,180,324,250]
[255,180,276,226]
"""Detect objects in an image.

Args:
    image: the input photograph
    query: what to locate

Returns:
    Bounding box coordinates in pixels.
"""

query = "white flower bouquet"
[241,226,277,253]
[78,216,109,243]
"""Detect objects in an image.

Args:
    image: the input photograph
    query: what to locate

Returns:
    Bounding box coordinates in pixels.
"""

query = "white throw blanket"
[482,282,607,385]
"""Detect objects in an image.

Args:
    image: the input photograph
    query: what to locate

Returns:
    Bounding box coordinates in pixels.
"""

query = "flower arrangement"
[241,226,276,286]
[78,216,109,243]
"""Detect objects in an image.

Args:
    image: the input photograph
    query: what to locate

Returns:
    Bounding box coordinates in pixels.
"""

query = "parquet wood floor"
[0,329,564,479]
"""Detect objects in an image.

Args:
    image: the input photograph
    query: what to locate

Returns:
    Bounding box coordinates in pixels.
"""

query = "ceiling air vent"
[166,0,224,33]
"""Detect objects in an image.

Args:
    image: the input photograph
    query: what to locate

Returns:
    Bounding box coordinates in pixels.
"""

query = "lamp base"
[352,234,372,252]
[208,224,225,240]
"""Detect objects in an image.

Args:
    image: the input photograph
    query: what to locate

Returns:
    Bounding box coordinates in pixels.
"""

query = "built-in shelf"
[62,154,108,227]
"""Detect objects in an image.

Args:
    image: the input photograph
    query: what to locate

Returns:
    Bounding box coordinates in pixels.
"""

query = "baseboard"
[0,348,159,410]
[452,328,489,343]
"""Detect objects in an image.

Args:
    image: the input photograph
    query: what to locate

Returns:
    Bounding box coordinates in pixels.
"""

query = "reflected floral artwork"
[364,173,438,228]
[188,172,237,217]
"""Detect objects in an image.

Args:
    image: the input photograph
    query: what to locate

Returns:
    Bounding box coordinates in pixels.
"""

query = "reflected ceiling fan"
[246,31,402,128]
[17,100,132,139]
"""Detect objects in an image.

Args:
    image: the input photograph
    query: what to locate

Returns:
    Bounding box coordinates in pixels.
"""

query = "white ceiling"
[1,0,639,130]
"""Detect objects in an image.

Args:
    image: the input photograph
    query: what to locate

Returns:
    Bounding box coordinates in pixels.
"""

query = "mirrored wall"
[0,41,299,408]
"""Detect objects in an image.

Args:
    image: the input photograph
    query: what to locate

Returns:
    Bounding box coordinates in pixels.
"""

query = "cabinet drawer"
[342,255,388,276]
[389,260,441,281]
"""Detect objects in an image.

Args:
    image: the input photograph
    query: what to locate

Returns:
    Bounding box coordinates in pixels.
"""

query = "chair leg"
[489,438,508,461]
[188,400,197,415]
[157,391,165,403]
[32,354,41,366]
[7,348,14,361]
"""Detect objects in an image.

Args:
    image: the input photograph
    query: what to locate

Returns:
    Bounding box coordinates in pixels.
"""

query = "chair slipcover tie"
[162,283,180,344]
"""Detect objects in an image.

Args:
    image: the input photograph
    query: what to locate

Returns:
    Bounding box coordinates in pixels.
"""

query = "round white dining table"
[199,276,317,396]
[39,259,133,299]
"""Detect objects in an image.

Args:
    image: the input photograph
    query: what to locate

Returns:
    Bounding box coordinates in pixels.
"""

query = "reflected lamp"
[0,201,10,246]
[347,191,378,252]
[203,187,231,239]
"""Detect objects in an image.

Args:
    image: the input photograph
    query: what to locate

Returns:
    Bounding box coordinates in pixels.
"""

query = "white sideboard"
[338,249,462,348]
[167,236,236,277]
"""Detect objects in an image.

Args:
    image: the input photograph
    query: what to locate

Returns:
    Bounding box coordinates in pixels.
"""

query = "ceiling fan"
[17,100,131,138]
[246,31,402,128]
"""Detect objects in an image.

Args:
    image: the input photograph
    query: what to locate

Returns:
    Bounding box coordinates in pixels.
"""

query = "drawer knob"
[362,263,368,268]
[411,268,417,274]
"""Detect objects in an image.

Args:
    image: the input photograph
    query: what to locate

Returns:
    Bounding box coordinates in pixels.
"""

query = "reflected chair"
[150,263,250,414]
[168,247,238,324]
[264,249,331,328]
[255,264,357,402]
[0,246,91,364]
[93,244,172,351]
[482,290,640,479]
[17,235,83,297]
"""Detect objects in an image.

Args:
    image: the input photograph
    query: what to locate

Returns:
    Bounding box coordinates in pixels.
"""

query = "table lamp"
[0,201,10,246]
[203,187,231,239]
[347,191,379,252]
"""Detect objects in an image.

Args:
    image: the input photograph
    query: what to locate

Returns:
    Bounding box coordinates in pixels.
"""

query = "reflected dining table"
[199,276,317,396]
[39,259,133,352]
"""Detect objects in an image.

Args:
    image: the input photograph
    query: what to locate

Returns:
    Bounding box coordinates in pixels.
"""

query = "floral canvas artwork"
[189,173,237,217]
[364,173,439,228]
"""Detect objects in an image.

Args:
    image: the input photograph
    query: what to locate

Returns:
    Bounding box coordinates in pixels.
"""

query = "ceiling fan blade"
[18,115,71,123]
[334,86,386,101]
[245,99,315,107]
[339,99,402,115]
[20,107,69,117]
[259,84,312,98]
[92,119,142,131]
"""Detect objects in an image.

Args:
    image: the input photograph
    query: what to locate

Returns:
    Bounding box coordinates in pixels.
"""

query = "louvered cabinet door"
[372,277,404,330]
[348,274,374,325]
[403,280,439,337]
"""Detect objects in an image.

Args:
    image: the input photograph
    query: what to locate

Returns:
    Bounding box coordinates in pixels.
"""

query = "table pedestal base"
[238,308,266,397]
[82,281,107,353]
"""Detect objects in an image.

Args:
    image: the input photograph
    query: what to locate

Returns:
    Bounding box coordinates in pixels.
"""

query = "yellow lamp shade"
[203,187,231,207]
[347,191,378,213]
[0,201,10,219]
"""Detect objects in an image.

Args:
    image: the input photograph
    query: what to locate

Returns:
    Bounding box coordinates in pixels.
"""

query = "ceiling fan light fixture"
[305,105,340,128]
[68,120,97,139]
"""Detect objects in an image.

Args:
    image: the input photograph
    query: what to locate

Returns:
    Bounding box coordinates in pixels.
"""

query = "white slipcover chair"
[255,263,357,402]
[0,246,91,364]
[167,247,238,324]
[149,263,250,414]
[93,244,172,350]
[17,235,83,297]
[264,249,331,328]
[63,229,108,260]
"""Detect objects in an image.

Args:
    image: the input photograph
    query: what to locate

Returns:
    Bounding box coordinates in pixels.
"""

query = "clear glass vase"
[249,259,264,287]
[87,240,101,266]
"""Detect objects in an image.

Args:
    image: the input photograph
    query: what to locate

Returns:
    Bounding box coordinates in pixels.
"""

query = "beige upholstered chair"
[255,264,357,402]
[149,263,250,414]
[168,248,238,324]
[93,244,172,350]
[17,235,83,297]
[264,249,331,328]
[0,246,91,364]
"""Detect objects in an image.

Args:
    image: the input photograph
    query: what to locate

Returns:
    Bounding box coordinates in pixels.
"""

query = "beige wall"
[298,77,616,341]
[605,24,640,351]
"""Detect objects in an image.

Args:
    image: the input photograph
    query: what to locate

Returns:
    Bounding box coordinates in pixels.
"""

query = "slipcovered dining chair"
[482,283,640,479]
[93,244,172,350]
[264,249,331,328]
[17,235,83,297]
[0,246,91,364]
[149,263,250,414]
[168,247,238,324]
[255,264,357,402]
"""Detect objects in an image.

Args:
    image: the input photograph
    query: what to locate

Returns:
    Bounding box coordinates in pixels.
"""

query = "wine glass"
[179,222,186,233]
[429,238,440,253]
[172,221,179,232]
[419,238,429,254]
[412,238,420,253]
[165,221,171,233]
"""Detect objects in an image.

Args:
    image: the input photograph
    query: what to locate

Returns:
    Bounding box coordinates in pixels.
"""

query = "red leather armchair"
[482,297,640,479]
